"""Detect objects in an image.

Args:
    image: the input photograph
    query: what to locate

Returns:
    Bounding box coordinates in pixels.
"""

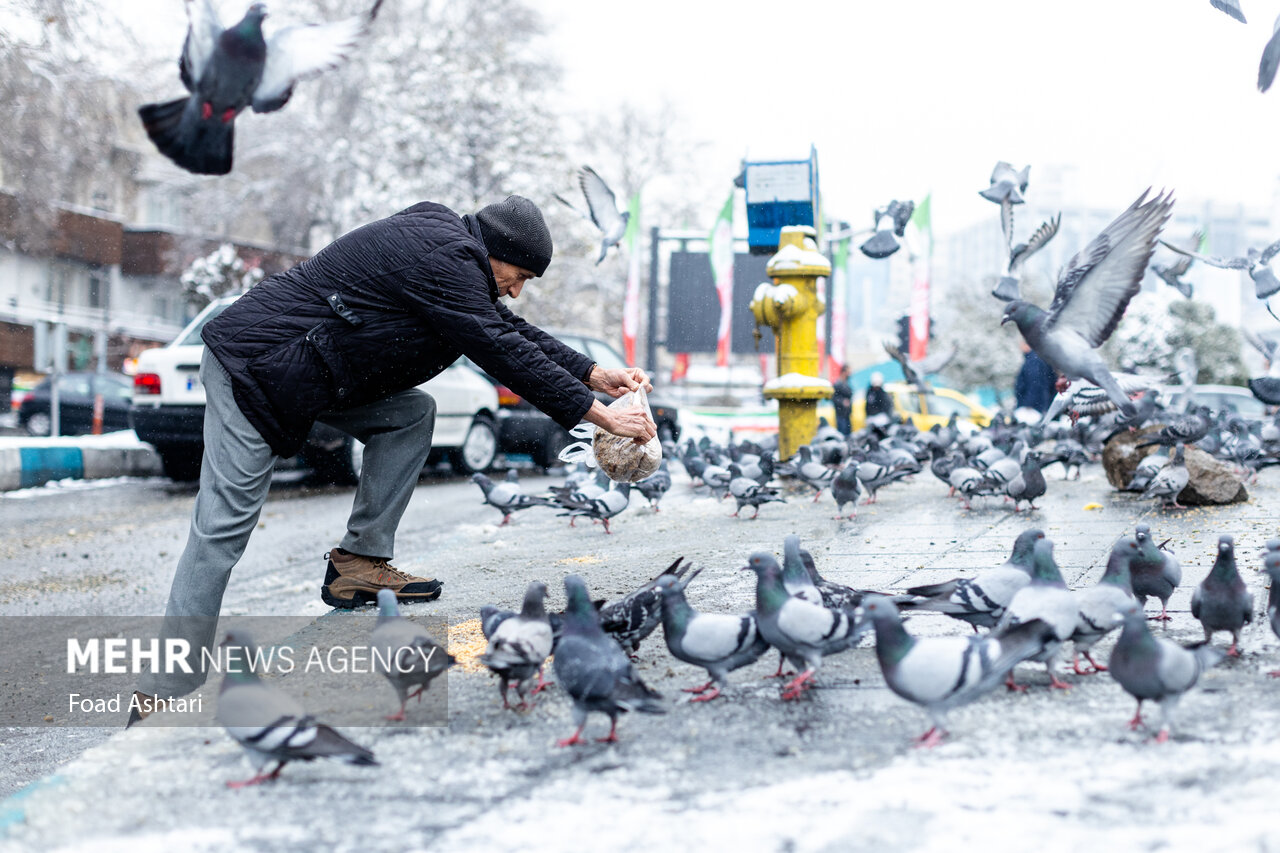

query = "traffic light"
[896,315,910,353]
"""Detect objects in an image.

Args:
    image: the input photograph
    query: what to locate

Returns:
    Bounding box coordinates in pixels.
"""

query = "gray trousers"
[139,350,435,697]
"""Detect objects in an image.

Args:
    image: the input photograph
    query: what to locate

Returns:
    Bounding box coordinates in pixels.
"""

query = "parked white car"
[130,295,500,483]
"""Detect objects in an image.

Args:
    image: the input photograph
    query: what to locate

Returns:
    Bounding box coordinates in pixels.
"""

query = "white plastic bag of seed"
[558,388,662,482]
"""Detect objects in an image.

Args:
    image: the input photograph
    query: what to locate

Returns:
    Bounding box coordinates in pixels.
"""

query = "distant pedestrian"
[832,365,853,435]
[865,371,893,425]
[1015,339,1057,413]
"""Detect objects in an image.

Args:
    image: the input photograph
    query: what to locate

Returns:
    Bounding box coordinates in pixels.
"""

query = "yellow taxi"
[827,382,993,432]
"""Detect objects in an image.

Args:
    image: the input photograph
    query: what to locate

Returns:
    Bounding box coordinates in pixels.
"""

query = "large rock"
[1103,427,1247,505]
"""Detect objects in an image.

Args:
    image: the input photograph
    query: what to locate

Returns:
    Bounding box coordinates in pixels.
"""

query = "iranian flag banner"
[622,192,642,365]
[709,192,735,367]
[907,193,933,362]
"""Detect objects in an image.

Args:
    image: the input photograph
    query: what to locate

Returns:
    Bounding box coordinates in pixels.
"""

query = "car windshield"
[176,301,232,346]
[923,393,973,417]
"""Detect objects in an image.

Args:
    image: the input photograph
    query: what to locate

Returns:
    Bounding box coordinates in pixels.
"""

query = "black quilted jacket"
[202,202,595,457]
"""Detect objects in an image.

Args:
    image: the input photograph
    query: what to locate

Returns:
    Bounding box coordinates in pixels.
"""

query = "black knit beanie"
[475,195,553,276]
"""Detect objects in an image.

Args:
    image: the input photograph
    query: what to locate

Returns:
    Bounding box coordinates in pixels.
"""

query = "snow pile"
[763,373,833,393]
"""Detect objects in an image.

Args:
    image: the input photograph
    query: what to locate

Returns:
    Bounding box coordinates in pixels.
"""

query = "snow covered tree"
[1164,299,1247,385]
[1104,292,1174,375]
[180,244,263,311]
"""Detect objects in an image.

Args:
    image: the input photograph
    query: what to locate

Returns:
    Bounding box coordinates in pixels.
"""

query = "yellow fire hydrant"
[749,225,833,461]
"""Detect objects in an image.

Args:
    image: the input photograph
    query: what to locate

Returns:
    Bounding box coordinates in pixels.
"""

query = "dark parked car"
[466,332,680,469]
[18,371,134,436]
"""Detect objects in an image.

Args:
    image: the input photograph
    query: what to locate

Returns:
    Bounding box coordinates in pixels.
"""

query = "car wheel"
[158,446,203,482]
[450,415,498,475]
[308,436,363,486]
[24,412,51,436]
[537,427,572,470]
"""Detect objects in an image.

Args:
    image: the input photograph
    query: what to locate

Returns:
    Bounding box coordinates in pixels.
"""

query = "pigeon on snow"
[598,557,691,656]
[1261,547,1280,677]
[1190,535,1253,656]
[727,463,785,518]
[654,570,771,702]
[479,581,554,710]
[553,575,664,746]
[138,0,385,175]
[215,629,377,787]
[557,482,631,534]
[1003,190,1175,419]
[901,527,1044,630]
[864,595,1054,747]
[370,589,454,721]
[472,471,555,526]
[1068,536,1139,674]
[1130,523,1182,621]
[556,166,630,264]
[993,538,1080,690]
[1109,602,1226,742]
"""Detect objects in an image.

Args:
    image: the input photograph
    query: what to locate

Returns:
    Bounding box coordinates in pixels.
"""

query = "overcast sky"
[123,0,1280,237]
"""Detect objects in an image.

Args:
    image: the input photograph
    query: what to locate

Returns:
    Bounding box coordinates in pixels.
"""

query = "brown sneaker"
[125,691,169,728]
[320,548,443,609]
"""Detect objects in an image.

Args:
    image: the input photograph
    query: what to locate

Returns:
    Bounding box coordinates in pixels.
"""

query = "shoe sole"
[320,584,443,610]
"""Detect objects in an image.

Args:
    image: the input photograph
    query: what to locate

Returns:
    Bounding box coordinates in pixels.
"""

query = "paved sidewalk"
[2,463,1279,852]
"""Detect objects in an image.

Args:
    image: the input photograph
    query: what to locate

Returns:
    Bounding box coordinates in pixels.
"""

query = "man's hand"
[587,365,653,398]
[584,399,656,444]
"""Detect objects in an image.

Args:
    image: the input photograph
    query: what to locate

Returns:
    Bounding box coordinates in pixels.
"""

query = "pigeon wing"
[1158,240,1250,270]
[1043,191,1173,347]
[1211,0,1247,23]
[1263,22,1280,93]
[1009,213,1061,273]
[1257,235,1280,265]
[915,344,957,377]
[577,166,626,235]
[181,0,223,90]
[252,8,376,113]
[1000,197,1015,251]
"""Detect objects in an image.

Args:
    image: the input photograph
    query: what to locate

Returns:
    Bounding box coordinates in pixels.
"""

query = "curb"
[0,444,163,492]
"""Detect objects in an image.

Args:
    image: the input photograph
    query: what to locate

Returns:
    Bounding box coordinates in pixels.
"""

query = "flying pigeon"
[479,581,554,710]
[901,528,1043,630]
[598,557,690,656]
[1151,230,1204,299]
[472,472,556,526]
[553,574,664,746]
[1160,234,1280,301]
[993,538,1079,690]
[1041,373,1162,425]
[1260,13,1280,92]
[859,200,915,259]
[1211,0,1246,22]
[980,161,1030,205]
[993,213,1062,303]
[215,629,377,787]
[1140,444,1189,509]
[1003,191,1173,419]
[1108,602,1226,742]
[138,0,385,175]
[1130,523,1183,622]
[863,595,1054,747]
[1261,548,1280,677]
[1190,535,1253,655]
[556,166,630,264]
[369,589,454,720]
[742,552,865,700]
[881,340,957,395]
[654,570,771,702]
[1069,536,1138,674]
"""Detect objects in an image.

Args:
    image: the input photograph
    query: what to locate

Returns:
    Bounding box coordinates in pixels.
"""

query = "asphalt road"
[2,461,1280,851]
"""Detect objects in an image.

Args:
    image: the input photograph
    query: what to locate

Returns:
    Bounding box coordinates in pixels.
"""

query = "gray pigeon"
[830,462,862,520]
[556,166,630,264]
[654,570,771,702]
[792,444,836,499]
[1262,548,1280,677]
[1151,229,1203,298]
[1003,190,1175,418]
[138,0,384,175]
[1125,452,1168,492]
[1261,13,1280,92]
[1109,602,1226,742]
[553,574,664,746]
[1004,451,1047,512]
[634,461,671,510]
[993,538,1079,690]
[1136,408,1211,449]
[1130,523,1182,621]
[901,528,1044,630]
[472,472,556,526]
[1160,235,1280,300]
[371,589,454,721]
[859,200,914,259]
[743,552,865,700]
[1140,444,1189,509]
[980,161,1030,205]
[851,459,914,504]
[1069,536,1139,674]
[558,482,631,534]
[864,595,1054,747]
[1190,535,1253,655]
[994,213,1061,303]
[215,629,377,787]
[479,581,554,710]
[727,463,785,518]
[1212,0,1246,22]
[598,557,690,656]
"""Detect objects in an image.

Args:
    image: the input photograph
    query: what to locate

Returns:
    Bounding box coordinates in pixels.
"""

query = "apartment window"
[88,272,108,310]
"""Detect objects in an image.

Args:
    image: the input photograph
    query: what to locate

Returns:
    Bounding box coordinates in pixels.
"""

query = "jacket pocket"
[305,322,354,402]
